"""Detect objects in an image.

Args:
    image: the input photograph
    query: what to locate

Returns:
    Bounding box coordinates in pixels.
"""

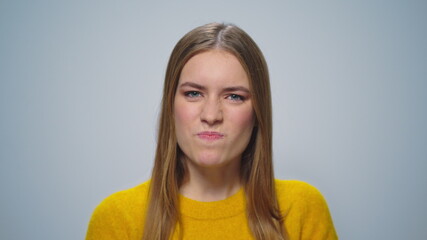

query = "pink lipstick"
[197,131,224,140]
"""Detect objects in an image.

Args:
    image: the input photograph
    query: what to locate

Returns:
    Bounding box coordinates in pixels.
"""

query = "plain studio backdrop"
[1,1,426,239]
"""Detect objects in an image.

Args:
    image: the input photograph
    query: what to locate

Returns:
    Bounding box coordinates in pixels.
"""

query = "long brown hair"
[142,22,285,240]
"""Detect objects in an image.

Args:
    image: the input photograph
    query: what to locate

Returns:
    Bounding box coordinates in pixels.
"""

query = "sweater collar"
[179,187,246,220]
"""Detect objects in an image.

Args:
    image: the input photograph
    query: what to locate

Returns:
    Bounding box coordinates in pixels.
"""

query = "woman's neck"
[179,159,242,202]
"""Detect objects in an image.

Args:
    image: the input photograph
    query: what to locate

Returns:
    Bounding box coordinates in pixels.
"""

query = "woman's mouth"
[197,131,224,140]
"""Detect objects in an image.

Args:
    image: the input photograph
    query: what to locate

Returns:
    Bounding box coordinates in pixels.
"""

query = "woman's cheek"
[233,105,255,127]
[174,99,199,132]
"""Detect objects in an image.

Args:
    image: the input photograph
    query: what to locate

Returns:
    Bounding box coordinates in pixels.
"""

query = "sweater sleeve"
[85,193,130,240]
[278,180,338,240]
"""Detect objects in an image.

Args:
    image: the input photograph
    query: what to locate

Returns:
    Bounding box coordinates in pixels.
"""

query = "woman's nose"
[200,98,223,125]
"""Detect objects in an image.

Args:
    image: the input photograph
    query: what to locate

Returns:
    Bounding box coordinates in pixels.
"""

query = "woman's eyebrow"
[179,82,206,90]
[223,86,250,94]
[179,82,250,94]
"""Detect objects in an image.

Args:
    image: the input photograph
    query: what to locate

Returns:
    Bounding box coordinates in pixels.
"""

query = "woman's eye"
[227,94,245,101]
[184,91,202,98]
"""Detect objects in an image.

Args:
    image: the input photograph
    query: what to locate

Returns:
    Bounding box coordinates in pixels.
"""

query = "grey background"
[1,0,426,239]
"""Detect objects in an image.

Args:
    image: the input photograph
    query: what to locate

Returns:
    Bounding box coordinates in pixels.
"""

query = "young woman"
[86,23,338,240]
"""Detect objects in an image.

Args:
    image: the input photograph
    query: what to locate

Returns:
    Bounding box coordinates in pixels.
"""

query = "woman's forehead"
[179,50,250,89]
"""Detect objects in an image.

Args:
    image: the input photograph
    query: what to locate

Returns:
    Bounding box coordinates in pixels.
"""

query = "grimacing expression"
[174,50,255,168]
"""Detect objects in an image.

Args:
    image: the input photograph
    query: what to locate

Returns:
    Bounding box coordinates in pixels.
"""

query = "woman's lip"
[197,131,224,140]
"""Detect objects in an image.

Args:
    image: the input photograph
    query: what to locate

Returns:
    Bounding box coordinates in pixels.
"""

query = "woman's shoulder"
[274,179,328,208]
[274,179,322,198]
[86,181,151,239]
[96,180,150,209]
[274,179,338,239]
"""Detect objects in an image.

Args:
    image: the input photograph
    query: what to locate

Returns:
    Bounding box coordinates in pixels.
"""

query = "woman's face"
[174,50,255,169]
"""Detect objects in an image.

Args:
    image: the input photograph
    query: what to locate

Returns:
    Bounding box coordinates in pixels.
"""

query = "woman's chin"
[183,151,239,169]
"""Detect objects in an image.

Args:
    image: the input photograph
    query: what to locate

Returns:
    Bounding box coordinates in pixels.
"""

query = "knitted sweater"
[86,180,338,240]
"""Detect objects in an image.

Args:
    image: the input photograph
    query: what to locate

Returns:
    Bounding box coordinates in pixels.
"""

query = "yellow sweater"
[86,180,338,240]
